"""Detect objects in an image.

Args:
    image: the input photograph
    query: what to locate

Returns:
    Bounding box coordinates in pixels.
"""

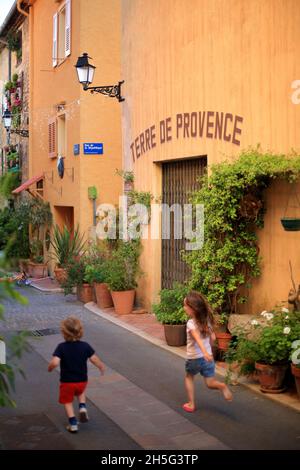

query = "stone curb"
[84,302,300,414]
[30,277,63,293]
[30,284,64,293]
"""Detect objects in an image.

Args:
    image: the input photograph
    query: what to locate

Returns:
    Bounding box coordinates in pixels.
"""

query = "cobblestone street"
[0,286,98,331]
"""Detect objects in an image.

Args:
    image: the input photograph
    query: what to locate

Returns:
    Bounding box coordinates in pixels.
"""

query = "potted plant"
[290,323,300,400]
[7,32,21,54]
[226,309,300,393]
[153,283,189,346]
[116,168,134,192]
[27,199,52,278]
[291,360,300,401]
[214,312,233,352]
[106,240,141,314]
[85,261,113,309]
[280,218,300,231]
[28,239,48,278]
[4,81,14,92]
[280,184,300,231]
[62,257,93,303]
[50,224,85,284]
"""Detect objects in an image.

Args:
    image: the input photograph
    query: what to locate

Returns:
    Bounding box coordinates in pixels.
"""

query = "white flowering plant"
[225,308,300,374]
[291,340,300,368]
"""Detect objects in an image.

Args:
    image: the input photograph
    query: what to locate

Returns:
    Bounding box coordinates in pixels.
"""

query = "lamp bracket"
[84,81,125,102]
[9,129,29,138]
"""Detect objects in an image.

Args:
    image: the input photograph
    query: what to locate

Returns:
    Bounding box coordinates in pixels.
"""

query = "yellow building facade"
[121,0,300,313]
[15,0,300,314]
[28,0,122,238]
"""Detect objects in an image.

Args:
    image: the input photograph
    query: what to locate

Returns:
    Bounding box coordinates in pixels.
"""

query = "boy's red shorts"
[59,381,87,404]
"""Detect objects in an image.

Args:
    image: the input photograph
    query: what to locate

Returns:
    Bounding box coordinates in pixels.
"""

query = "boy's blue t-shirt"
[53,341,95,383]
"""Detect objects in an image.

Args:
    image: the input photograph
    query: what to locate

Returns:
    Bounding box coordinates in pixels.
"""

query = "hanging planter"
[281,184,300,231]
[280,217,300,231]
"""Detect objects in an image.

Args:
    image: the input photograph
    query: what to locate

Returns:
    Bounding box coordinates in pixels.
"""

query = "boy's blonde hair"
[61,316,83,342]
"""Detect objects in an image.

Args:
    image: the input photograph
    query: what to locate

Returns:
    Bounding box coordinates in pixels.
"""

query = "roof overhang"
[12,173,44,198]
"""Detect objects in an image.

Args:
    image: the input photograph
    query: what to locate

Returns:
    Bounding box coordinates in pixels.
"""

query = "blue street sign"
[73,144,80,155]
[83,143,104,155]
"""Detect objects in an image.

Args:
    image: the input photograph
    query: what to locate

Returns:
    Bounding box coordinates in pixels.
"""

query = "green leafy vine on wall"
[127,189,153,211]
[6,31,21,54]
[186,149,300,318]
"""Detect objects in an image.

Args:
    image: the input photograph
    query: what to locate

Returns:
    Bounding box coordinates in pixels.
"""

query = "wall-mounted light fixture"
[75,53,124,102]
[2,109,29,138]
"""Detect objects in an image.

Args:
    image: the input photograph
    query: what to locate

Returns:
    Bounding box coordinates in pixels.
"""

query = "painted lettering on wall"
[130,111,243,161]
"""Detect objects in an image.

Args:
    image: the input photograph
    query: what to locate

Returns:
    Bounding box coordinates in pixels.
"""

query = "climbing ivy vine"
[186,149,300,318]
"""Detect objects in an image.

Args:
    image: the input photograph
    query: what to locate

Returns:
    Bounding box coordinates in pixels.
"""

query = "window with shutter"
[53,0,72,66]
[48,118,57,158]
[65,0,71,57]
[52,13,58,67]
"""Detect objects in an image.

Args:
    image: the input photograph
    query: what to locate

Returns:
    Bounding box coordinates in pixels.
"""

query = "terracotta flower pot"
[54,267,67,285]
[291,364,300,400]
[76,284,94,303]
[111,290,135,314]
[94,282,113,309]
[163,324,187,347]
[255,362,288,393]
[216,332,232,351]
[124,181,134,192]
[28,262,48,279]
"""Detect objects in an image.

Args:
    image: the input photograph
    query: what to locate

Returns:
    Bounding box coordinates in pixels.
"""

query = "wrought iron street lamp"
[75,53,124,102]
[2,109,12,130]
[2,109,29,138]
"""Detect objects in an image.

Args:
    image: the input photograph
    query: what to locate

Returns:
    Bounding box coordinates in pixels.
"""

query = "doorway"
[53,206,74,233]
[161,157,207,289]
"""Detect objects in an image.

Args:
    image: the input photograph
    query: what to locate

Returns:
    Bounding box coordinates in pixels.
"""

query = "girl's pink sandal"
[182,403,196,413]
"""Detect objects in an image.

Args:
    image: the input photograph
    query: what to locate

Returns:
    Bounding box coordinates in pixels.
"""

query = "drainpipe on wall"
[28,0,34,179]
[8,50,11,80]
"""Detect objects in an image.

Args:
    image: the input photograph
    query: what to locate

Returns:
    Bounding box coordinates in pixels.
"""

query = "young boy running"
[48,316,105,433]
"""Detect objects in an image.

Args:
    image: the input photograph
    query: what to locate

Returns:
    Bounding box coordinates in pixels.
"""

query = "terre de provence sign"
[130,111,243,161]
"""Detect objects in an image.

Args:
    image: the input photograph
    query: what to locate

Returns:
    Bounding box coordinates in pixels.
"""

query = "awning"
[12,173,44,196]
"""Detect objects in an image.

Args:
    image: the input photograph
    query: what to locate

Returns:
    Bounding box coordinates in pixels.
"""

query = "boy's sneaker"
[79,407,89,423]
[66,423,78,433]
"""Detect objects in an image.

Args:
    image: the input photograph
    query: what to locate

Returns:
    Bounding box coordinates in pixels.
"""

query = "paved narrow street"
[0,287,300,450]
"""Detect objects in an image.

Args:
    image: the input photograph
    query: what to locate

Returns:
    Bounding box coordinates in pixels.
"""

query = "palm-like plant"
[50,225,85,267]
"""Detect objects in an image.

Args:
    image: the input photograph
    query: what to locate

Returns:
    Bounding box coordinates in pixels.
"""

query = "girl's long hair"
[185,291,215,337]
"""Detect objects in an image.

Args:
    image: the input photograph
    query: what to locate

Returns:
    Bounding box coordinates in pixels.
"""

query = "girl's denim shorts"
[185,357,215,377]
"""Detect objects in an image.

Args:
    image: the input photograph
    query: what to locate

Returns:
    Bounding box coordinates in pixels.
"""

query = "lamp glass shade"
[2,110,11,129]
[76,65,95,87]
[75,53,96,88]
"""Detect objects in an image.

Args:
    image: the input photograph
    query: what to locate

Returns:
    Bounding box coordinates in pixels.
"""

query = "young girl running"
[182,291,233,412]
